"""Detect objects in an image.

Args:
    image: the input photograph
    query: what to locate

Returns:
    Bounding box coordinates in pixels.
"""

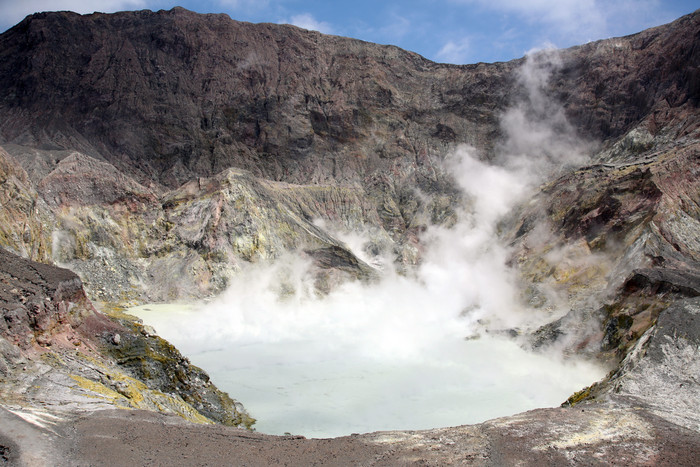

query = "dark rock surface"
[0,8,507,188]
[0,246,87,350]
[0,7,697,190]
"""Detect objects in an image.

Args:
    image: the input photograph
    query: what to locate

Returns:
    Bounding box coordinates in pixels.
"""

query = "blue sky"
[0,1,697,63]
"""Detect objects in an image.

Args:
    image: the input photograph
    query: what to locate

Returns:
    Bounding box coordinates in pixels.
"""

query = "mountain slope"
[0,8,696,189]
[0,8,697,304]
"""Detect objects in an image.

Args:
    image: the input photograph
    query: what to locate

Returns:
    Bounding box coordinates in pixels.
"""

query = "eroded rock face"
[597,298,700,431]
[0,146,54,263]
[0,247,253,428]
[0,8,696,307]
[44,162,389,302]
[0,8,510,188]
[1,8,697,190]
[509,132,700,363]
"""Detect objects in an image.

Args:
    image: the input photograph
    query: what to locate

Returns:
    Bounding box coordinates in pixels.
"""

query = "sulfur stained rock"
[0,147,54,263]
[510,130,700,362]
[0,247,253,428]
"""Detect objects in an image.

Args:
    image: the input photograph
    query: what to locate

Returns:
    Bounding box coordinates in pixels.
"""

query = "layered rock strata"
[0,247,253,428]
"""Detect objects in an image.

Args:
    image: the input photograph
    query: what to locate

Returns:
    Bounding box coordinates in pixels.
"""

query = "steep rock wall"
[0,247,253,427]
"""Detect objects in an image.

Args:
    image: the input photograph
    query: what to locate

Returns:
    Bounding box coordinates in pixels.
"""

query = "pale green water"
[130,302,605,439]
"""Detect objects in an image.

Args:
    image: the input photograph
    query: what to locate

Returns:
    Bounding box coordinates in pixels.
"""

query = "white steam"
[143,140,541,359]
[131,50,603,437]
[499,47,589,179]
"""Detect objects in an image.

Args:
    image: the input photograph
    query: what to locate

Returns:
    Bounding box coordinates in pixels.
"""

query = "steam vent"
[1,6,700,465]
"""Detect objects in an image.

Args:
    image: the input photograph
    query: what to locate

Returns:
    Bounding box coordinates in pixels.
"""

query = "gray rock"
[598,298,700,431]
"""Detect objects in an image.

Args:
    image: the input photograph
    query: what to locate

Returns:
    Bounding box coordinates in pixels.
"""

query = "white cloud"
[453,0,664,45]
[217,0,271,14]
[460,0,606,40]
[378,11,411,40]
[435,37,471,64]
[281,13,333,34]
[0,0,146,31]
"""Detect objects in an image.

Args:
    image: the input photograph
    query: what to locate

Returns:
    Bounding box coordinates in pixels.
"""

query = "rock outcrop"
[0,146,54,263]
[512,135,700,363]
[0,247,253,428]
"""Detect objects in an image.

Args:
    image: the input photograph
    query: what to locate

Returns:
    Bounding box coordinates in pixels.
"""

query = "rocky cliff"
[0,6,699,464]
[0,7,697,306]
[0,247,253,428]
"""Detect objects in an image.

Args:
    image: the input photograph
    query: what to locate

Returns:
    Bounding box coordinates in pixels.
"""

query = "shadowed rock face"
[0,8,697,189]
[0,8,509,189]
[0,6,699,465]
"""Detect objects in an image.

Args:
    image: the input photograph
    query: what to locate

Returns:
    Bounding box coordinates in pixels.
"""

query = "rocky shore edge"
[0,247,254,436]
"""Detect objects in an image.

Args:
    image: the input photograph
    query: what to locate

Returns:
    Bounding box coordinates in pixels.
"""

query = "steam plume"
[131,49,603,437]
